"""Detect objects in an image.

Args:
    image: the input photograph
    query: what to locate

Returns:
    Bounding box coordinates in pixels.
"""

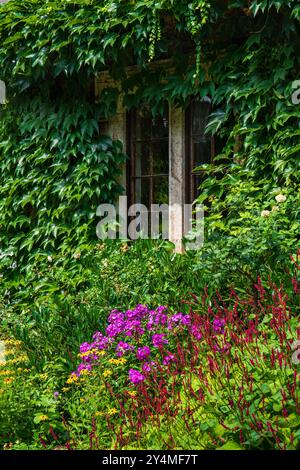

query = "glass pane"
[131,103,169,211]
[153,176,169,205]
[135,142,150,176]
[134,104,169,141]
[191,99,211,136]
[151,103,169,139]
[193,140,211,167]
[134,108,151,141]
[135,177,150,208]
[152,141,169,175]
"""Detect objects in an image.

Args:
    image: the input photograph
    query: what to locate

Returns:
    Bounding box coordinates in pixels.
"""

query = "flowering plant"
[63,257,300,450]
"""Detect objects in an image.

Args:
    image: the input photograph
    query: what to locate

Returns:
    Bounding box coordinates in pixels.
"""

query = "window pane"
[152,141,169,175]
[134,109,151,141]
[151,103,169,139]
[134,104,169,141]
[134,177,150,208]
[193,140,211,166]
[186,98,214,205]
[135,142,150,176]
[153,176,169,205]
[191,98,211,136]
[131,103,169,208]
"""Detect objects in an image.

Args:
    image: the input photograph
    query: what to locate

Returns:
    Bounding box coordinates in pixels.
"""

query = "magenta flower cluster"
[212,318,226,334]
[74,305,204,385]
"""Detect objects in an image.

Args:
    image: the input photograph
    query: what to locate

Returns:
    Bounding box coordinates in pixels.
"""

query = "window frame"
[126,106,169,208]
[185,98,215,205]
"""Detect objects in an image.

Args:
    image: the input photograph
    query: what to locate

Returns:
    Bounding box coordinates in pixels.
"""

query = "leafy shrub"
[196,180,300,294]
[1,240,200,369]
[0,339,66,448]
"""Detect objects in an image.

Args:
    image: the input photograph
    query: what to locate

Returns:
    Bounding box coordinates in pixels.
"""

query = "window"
[185,97,215,204]
[127,104,169,208]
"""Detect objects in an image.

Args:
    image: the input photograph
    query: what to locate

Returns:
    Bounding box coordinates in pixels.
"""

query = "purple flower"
[181,315,191,325]
[77,363,92,375]
[152,333,168,348]
[129,369,145,385]
[124,319,145,337]
[170,313,183,323]
[190,325,202,340]
[126,304,149,320]
[212,318,226,334]
[142,362,156,372]
[106,321,124,338]
[136,346,151,361]
[116,341,134,356]
[108,310,124,323]
[94,336,110,350]
[80,342,91,353]
[53,392,59,399]
[167,312,190,330]
[162,354,176,365]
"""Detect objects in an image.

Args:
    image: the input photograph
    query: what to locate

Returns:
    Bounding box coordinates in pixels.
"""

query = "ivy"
[0,0,299,299]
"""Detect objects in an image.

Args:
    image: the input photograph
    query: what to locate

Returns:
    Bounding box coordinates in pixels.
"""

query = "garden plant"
[0,0,299,453]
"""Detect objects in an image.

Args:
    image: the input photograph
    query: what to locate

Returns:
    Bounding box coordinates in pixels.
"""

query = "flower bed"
[60,268,300,450]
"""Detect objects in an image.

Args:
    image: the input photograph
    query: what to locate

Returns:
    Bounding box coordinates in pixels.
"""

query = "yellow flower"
[7,354,28,364]
[108,358,127,365]
[108,359,118,364]
[117,358,127,364]
[78,349,105,358]
[128,391,137,397]
[95,411,103,417]
[4,378,14,384]
[107,408,118,415]
[62,387,70,393]
[0,370,15,376]
[38,415,49,422]
[120,243,129,252]
[66,374,79,384]
[4,339,22,347]
[79,369,91,376]
[103,370,112,378]
[39,373,48,381]
[4,349,15,357]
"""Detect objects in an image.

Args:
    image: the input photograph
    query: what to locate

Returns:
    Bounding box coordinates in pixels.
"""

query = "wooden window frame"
[126,107,169,208]
[185,99,215,205]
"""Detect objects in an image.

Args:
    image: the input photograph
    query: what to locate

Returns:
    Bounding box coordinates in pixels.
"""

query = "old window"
[127,104,169,208]
[185,97,215,204]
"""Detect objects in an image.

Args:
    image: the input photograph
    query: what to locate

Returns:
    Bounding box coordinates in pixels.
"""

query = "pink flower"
[129,369,145,385]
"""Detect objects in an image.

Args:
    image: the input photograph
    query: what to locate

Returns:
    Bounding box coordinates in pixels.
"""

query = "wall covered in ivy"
[0,0,299,297]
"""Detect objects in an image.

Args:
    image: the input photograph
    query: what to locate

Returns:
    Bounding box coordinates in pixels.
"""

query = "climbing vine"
[0,0,299,300]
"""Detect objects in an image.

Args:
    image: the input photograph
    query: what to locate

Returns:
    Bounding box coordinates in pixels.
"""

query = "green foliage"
[0,0,299,298]
[0,98,125,273]
[0,0,300,451]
